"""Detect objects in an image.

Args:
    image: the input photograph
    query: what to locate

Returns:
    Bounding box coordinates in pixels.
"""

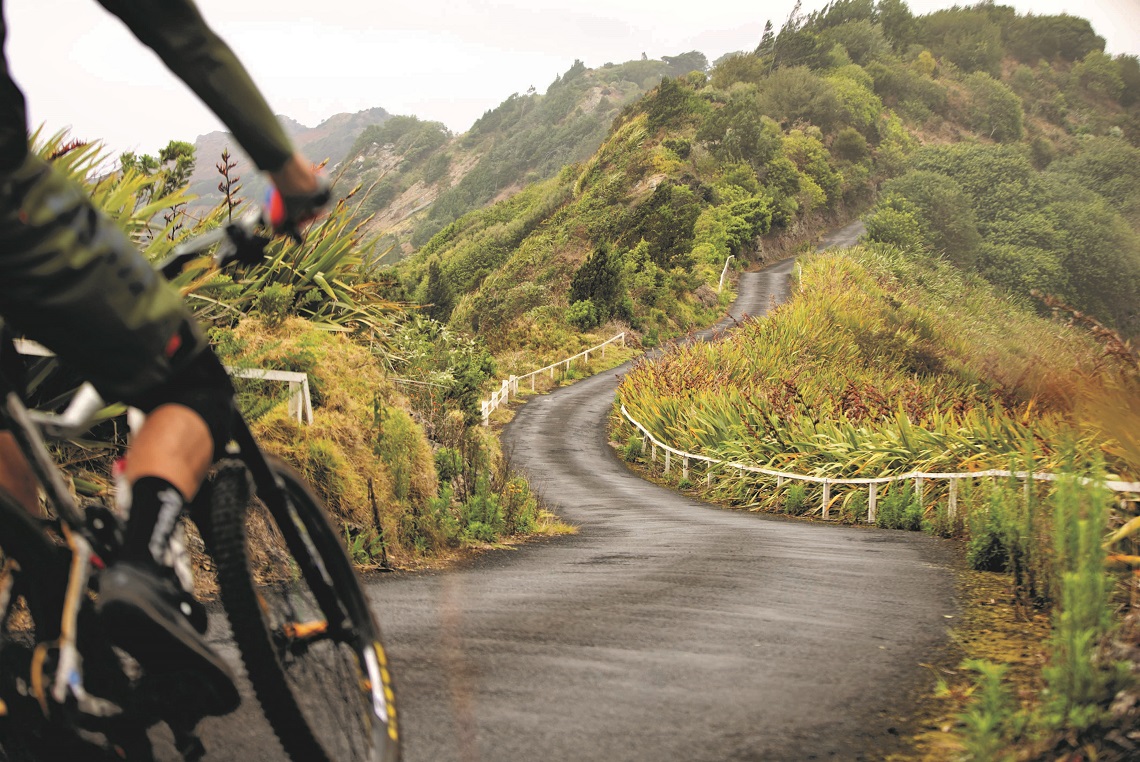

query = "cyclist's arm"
[95,0,293,174]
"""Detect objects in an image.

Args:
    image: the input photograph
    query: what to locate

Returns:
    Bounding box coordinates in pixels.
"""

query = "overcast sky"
[5,0,1140,157]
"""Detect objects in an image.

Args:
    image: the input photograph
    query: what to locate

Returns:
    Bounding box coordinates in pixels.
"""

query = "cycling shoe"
[96,561,239,716]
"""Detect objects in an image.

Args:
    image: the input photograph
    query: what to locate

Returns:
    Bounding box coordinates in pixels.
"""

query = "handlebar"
[157,207,271,281]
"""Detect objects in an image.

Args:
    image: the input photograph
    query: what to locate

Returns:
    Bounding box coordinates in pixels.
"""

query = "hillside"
[387,0,1139,387]
[184,106,391,211]
[575,2,1139,759]
[337,54,708,263]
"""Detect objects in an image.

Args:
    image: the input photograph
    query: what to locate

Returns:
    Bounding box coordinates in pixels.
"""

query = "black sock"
[123,476,186,566]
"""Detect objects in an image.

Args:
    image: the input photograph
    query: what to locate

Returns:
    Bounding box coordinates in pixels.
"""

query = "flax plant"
[614,245,1113,515]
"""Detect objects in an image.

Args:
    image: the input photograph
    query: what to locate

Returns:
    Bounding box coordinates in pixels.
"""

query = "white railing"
[13,339,313,425]
[620,405,1140,523]
[481,332,626,425]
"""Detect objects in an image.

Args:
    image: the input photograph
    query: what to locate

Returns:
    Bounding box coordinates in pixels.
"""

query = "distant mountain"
[339,54,709,262]
[185,107,391,210]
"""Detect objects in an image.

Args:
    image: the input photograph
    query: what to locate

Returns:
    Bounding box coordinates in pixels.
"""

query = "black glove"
[263,179,331,241]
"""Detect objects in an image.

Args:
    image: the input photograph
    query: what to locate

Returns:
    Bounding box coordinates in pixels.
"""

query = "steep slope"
[342,55,708,262]
[185,107,391,210]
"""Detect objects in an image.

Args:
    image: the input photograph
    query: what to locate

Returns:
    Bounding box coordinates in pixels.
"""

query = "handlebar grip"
[264,180,331,241]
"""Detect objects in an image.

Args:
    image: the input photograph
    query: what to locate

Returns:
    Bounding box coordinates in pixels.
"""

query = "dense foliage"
[35,130,545,567]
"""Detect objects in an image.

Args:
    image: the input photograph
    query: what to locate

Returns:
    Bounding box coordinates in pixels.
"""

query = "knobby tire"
[206,457,399,762]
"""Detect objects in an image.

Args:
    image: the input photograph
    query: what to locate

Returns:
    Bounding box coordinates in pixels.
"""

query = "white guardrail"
[620,405,1140,522]
[481,332,626,425]
[14,339,313,425]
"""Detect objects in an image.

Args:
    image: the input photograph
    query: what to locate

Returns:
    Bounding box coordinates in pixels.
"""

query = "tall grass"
[614,245,1120,511]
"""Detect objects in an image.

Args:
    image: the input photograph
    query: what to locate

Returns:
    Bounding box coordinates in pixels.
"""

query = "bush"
[784,482,807,514]
[253,283,294,327]
[876,482,922,530]
[566,299,600,329]
[460,476,505,543]
[622,435,644,461]
[966,487,1009,571]
[434,447,463,483]
[876,171,981,268]
[963,72,1024,143]
[839,491,868,524]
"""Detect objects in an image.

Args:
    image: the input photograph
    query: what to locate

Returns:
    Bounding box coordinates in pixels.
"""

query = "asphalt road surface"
[180,219,959,761]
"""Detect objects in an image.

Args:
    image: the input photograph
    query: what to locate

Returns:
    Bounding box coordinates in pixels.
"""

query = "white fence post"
[683,457,689,481]
[615,406,1140,522]
[718,255,735,293]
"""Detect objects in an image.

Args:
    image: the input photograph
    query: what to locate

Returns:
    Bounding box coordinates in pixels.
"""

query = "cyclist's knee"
[131,349,236,457]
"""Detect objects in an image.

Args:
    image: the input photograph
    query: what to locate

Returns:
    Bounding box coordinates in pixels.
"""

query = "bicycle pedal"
[172,728,206,762]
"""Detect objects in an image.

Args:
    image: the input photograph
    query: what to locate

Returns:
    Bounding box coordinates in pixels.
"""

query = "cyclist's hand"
[265,154,330,241]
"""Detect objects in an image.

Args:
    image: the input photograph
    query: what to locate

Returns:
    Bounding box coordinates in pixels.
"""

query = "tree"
[816,20,888,66]
[875,0,915,51]
[963,72,1024,143]
[662,51,708,77]
[755,66,841,132]
[878,170,982,268]
[1071,51,1124,100]
[645,77,698,133]
[1007,14,1104,63]
[423,260,455,323]
[697,92,783,168]
[758,21,776,57]
[122,139,195,239]
[569,245,624,321]
[156,140,195,197]
[621,183,701,268]
[916,8,1003,76]
[1117,55,1140,107]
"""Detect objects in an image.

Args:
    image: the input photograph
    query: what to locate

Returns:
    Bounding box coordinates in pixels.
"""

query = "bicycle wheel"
[205,456,399,762]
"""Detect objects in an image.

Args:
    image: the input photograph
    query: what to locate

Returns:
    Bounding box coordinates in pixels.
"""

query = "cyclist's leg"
[0,153,238,710]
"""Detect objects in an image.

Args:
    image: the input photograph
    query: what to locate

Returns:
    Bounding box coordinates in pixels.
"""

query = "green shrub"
[502,476,538,535]
[434,447,463,483]
[958,659,1022,761]
[460,475,505,543]
[784,483,807,515]
[839,490,868,524]
[876,481,922,530]
[566,299,600,330]
[253,283,295,327]
[1042,458,1122,732]
[924,500,960,538]
[966,486,1010,571]
[622,435,644,461]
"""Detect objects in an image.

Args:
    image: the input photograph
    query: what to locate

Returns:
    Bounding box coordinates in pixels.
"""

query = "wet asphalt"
[179,219,960,761]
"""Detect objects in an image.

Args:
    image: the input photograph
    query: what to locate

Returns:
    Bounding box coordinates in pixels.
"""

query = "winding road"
[184,220,959,761]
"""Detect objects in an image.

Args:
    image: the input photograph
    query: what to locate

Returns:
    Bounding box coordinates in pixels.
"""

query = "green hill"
[340,54,708,262]
[388,0,1139,380]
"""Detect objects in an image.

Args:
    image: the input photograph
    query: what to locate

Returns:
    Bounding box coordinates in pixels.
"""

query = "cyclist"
[0,0,327,714]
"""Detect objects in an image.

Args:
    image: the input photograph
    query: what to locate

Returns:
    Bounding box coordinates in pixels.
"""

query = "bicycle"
[0,211,399,761]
